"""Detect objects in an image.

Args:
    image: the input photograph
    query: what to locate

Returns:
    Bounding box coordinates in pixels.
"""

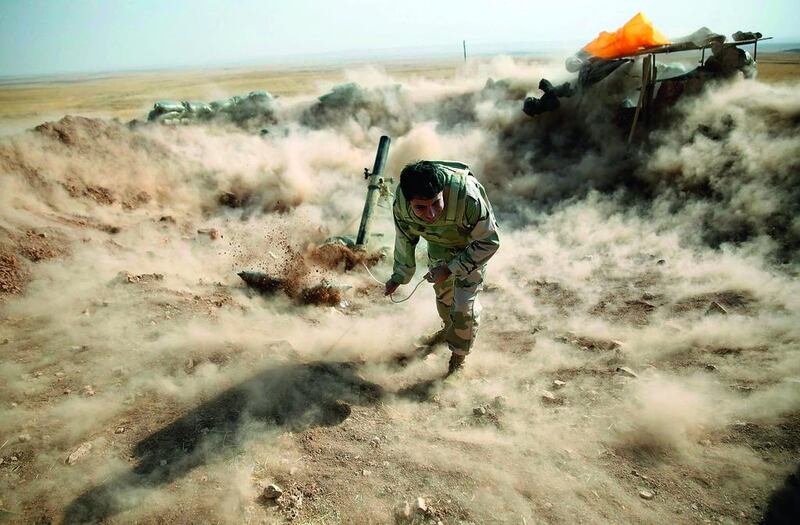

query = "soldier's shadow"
[761,462,800,524]
[62,361,385,524]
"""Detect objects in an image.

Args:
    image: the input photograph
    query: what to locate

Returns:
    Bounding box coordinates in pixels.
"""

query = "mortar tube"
[355,135,391,248]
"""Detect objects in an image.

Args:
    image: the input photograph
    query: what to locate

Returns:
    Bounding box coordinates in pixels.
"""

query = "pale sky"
[1,0,798,77]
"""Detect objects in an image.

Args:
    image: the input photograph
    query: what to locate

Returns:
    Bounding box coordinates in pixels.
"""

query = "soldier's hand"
[384,280,400,296]
[425,265,452,285]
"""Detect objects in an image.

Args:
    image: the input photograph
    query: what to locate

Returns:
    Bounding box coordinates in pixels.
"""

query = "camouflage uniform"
[390,161,500,355]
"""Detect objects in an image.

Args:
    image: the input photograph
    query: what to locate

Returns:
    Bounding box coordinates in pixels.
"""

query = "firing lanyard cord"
[360,262,426,304]
[320,263,424,357]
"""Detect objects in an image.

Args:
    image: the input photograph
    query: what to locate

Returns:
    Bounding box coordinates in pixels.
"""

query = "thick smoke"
[1,55,799,524]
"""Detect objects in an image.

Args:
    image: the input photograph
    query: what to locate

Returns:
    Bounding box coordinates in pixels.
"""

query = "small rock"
[1,338,9,345]
[160,459,167,466]
[370,436,381,448]
[639,489,654,500]
[66,442,92,465]
[63,389,71,395]
[10,456,18,462]
[656,259,666,265]
[115,427,125,434]
[552,379,567,389]
[362,469,371,476]
[642,292,656,301]
[82,385,95,397]
[415,497,428,513]
[616,366,639,378]
[706,301,728,315]
[55,371,65,378]
[704,364,717,371]
[700,439,712,446]
[33,370,43,377]
[262,483,283,500]
[70,345,88,352]
[541,390,558,403]
[18,433,31,443]
[473,406,487,416]
[10,402,18,408]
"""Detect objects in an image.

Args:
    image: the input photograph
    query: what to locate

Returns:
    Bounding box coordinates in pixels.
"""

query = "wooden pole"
[628,54,653,144]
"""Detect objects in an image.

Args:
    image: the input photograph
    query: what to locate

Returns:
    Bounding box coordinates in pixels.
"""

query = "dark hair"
[399,161,446,200]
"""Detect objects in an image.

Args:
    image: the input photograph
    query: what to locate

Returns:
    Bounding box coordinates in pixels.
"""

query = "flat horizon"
[2,39,799,84]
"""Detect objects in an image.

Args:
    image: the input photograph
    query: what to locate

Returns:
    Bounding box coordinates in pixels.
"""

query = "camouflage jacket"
[390,161,500,284]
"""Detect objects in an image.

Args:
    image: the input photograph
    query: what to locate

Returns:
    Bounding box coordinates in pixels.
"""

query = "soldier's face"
[410,192,445,223]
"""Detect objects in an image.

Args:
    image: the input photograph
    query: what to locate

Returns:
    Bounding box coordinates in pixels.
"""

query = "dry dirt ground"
[1,54,799,525]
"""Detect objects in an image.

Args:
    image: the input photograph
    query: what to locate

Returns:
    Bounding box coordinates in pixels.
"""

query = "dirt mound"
[306,243,383,272]
[238,271,344,307]
[34,115,128,149]
[1,115,184,217]
[300,284,343,306]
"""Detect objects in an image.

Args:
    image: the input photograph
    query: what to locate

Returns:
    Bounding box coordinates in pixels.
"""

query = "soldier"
[384,160,500,375]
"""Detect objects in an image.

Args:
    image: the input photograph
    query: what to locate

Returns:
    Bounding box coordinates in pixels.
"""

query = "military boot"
[416,327,448,348]
[446,353,466,376]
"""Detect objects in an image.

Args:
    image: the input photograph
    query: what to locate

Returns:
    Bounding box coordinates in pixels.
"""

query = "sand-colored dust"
[1,53,799,525]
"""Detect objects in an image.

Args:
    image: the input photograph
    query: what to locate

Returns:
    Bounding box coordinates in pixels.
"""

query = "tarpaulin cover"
[583,13,670,59]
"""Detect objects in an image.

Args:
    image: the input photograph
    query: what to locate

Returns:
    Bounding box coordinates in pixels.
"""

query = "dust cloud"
[1,55,799,524]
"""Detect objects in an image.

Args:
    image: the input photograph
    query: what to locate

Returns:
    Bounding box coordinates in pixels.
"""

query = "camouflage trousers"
[429,247,485,356]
